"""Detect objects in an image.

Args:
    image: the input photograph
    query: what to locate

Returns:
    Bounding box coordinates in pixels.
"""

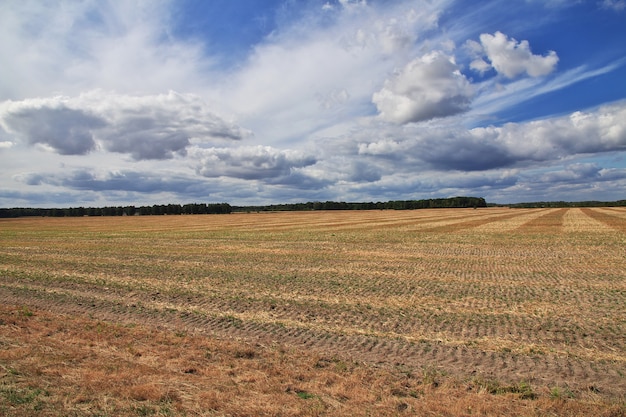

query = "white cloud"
[539,163,601,183]
[192,145,316,182]
[498,102,626,159]
[470,58,492,74]
[526,0,583,8]
[0,0,213,99]
[0,91,248,160]
[358,138,402,156]
[0,0,624,207]
[301,101,626,203]
[334,100,626,173]
[0,99,105,155]
[600,0,626,11]
[214,0,448,144]
[476,31,559,78]
[466,58,625,123]
[372,51,473,124]
[4,100,625,206]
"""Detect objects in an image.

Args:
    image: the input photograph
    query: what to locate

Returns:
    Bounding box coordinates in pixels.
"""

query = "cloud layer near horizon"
[0,0,625,207]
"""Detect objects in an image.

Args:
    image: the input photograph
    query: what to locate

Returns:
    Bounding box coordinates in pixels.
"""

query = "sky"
[1,0,625,208]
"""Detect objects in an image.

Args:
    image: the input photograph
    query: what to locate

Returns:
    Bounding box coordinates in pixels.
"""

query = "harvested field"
[1,207,625,416]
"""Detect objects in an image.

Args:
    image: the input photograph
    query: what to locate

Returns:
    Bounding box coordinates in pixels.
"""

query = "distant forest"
[504,200,626,208]
[234,196,487,212]
[1,197,625,218]
[1,197,486,218]
[0,203,233,218]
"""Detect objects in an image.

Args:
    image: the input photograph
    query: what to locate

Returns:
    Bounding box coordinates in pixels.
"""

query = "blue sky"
[1,0,625,207]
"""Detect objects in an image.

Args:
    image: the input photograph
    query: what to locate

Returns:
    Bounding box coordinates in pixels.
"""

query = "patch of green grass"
[472,378,537,400]
[134,404,156,415]
[421,366,447,387]
[551,385,575,399]
[0,383,47,407]
[296,390,316,400]
[5,367,20,376]
[19,305,34,317]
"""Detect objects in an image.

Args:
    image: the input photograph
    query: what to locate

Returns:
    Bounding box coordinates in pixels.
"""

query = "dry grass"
[1,305,623,416]
[0,208,625,416]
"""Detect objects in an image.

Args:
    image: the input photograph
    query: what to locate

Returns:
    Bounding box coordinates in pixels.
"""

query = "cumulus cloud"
[1,0,624,207]
[372,51,473,124]
[472,101,626,163]
[348,100,626,174]
[193,146,317,181]
[217,0,447,144]
[420,132,516,171]
[0,91,248,160]
[439,101,625,169]
[353,127,514,171]
[469,57,492,74]
[316,99,626,202]
[472,31,559,78]
[1,105,105,155]
[91,91,249,160]
[493,101,626,160]
[358,138,403,156]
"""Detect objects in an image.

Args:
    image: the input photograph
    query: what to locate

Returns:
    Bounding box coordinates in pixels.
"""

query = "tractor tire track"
[1,276,624,399]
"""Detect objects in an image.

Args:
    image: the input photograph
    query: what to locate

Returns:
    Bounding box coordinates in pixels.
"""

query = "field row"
[1,208,625,400]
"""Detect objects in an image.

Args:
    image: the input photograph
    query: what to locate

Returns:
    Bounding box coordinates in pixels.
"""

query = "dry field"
[0,207,624,416]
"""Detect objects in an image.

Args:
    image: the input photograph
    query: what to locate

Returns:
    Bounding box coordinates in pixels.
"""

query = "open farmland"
[1,207,625,416]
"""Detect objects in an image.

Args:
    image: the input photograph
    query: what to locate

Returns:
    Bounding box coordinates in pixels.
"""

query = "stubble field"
[0,207,624,416]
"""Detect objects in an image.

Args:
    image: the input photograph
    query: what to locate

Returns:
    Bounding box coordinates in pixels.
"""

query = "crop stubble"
[0,208,625,411]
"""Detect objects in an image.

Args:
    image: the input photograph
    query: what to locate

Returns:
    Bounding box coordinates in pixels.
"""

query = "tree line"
[0,203,232,218]
[233,197,487,212]
[505,200,626,208]
[4,197,625,218]
[0,197,487,218]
